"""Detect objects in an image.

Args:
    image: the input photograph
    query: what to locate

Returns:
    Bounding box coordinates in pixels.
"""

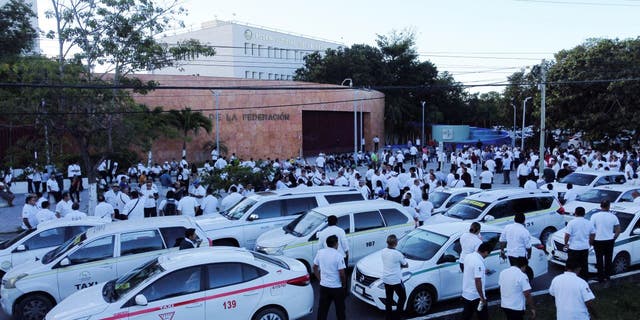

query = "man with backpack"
[159,190,178,216]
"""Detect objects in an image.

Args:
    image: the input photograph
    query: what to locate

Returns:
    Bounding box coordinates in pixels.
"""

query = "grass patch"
[487,279,640,320]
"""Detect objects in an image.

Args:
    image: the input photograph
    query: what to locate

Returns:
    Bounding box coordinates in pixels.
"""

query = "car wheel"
[253,307,288,320]
[539,227,556,245]
[15,293,54,320]
[613,253,630,274]
[408,285,435,316]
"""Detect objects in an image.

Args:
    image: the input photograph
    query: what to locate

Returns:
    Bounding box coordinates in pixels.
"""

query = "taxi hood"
[428,214,458,224]
[4,255,51,280]
[357,250,421,278]
[196,215,236,231]
[46,283,109,319]
[256,227,299,248]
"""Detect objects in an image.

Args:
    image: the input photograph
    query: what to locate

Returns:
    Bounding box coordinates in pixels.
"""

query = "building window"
[245,71,250,78]
[244,43,249,55]
[252,72,257,79]
[287,75,292,81]
[258,45,263,57]
[259,72,263,80]
[251,44,256,56]
[267,46,272,58]
[274,74,279,80]
[280,49,286,59]
[268,73,273,80]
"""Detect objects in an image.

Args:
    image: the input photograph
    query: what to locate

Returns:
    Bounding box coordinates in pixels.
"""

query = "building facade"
[153,20,342,81]
[132,74,385,163]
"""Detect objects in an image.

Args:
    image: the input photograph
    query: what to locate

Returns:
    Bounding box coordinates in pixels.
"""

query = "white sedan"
[351,222,548,316]
[46,247,313,320]
[547,202,640,274]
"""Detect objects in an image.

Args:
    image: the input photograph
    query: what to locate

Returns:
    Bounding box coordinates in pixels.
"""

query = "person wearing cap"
[179,228,198,250]
[549,258,597,319]
[591,199,620,282]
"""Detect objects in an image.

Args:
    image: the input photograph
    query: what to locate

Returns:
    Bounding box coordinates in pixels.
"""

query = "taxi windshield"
[0,229,35,250]
[445,199,489,220]
[429,191,451,208]
[559,173,596,186]
[41,232,86,264]
[284,210,325,237]
[397,229,449,261]
[576,189,621,203]
[106,258,165,302]
[222,197,256,220]
[585,210,634,232]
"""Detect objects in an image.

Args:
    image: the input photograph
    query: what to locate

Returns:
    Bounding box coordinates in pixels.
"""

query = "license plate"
[355,284,365,295]
[555,250,567,261]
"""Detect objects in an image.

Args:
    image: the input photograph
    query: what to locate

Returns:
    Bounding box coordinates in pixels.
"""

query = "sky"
[33,0,640,93]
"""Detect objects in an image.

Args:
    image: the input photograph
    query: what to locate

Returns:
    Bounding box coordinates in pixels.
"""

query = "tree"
[166,108,213,159]
[546,38,640,143]
[0,0,38,58]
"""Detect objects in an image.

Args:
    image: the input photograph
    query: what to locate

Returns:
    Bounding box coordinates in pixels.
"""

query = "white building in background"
[153,20,342,80]
[0,0,40,54]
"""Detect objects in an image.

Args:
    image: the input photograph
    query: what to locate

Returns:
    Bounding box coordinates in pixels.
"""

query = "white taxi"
[547,202,640,274]
[1,216,210,320]
[255,200,414,270]
[561,184,640,217]
[431,189,565,244]
[46,247,313,320]
[0,218,106,279]
[429,187,482,215]
[541,171,627,199]
[351,222,548,316]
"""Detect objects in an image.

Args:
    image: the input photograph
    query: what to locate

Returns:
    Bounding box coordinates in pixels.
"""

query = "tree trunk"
[78,136,97,216]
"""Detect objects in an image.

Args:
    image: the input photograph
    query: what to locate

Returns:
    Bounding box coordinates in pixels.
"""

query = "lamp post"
[512,102,516,148]
[209,90,220,153]
[341,78,357,167]
[521,97,532,151]
[421,101,426,147]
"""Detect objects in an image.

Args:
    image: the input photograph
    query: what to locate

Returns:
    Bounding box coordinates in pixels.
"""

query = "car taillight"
[287,274,310,286]
[208,237,213,247]
[556,207,565,215]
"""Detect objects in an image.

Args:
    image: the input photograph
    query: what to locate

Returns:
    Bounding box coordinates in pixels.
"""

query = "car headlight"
[2,273,28,289]
[255,245,285,255]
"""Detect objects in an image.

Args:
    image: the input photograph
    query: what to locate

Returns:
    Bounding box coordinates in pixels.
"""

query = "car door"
[629,217,640,265]
[479,232,508,289]
[352,210,386,262]
[116,230,166,276]
[445,193,469,210]
[128,266,205,320]
[618,190,639,203]
[436,239,462,300]
[56,235,117,299]
[380,208,412,239]
[243,200,285,249]
[204,262,267,319]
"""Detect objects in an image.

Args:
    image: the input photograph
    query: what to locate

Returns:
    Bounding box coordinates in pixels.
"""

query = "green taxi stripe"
[486,207,559,224]
[409,251,501,277]
[615,235,640,247]
[284,223,414,250]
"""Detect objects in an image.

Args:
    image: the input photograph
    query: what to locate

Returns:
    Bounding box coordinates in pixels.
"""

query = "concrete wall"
[131,74,385,163]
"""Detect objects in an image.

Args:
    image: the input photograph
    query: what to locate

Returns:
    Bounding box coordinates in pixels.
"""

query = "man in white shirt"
[499,257,536,320]
[461,242,493,320]
[95,195,115,222]
[499,213,532,278]
[549,259,597,320]
[105,183,129,215]
[139,180,159,217]
[21,194,39,230]
[590,200,620,282]
[36,201,57,225]
[65,202,87,221]
[177,193,199,217]
[313,235,346,320]
[563,182,578,203]
[121,191,145,221]
[381,234,408,320]
[387,172,401,203]
[189,180,206,215]
[201,188,219,215]
[414,193,433,227]
[318,215,349,264]
[564,206,595,280]
[460,222,483,272]
[46,175,60,203]
[220,186,243,211]
[479,166,493,190]
[55,192,73,218]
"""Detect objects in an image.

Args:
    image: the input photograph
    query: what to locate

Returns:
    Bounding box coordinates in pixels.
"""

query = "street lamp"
[341,78,358,167]
[421,101,426,147]
[521,97,532,151]
[511,102,516,148]
[209,90,220,154]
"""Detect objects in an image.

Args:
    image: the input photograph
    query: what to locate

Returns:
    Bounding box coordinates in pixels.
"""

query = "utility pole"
[538,60,547,174]
[421,101,426,148]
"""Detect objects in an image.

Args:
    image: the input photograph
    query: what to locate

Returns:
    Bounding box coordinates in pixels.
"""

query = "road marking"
[408,268,640,320]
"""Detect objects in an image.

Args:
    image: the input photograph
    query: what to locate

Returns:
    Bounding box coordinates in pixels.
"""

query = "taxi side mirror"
[248,214,260,221]
[633,228,640,236]
[13,244,26,253]
[59,258,70,267]
[135,294,148,306]
[437,254,458,264]
[484,215,495,222]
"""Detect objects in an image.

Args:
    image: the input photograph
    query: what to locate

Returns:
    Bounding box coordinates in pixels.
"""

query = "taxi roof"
[419,221,502,237]
[609,202,640,214]
[158,247,255,269]
[84,216,196,239]
[465,188,552,203]
[251,186,359,198]
[565,171,624,178]
[312,200,408,217]
[36,216,105,229]
[591,184,640,192]
[434,187,482,194]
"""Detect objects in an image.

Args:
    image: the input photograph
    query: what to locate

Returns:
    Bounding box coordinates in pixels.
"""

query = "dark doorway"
[302,111,361,156]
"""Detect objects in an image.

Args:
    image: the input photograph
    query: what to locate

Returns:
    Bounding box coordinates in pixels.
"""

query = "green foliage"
[0,0,37,58]
[201,164,274,196]
[165,108,213,157]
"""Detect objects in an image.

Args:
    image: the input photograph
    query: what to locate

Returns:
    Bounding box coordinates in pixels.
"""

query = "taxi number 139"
[223,300,237,309]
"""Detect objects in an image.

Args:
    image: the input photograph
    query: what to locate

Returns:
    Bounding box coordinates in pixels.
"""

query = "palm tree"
[166,108,213,159]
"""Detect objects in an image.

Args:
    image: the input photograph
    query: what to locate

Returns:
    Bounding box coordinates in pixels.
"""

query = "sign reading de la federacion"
[216,113,291,122]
